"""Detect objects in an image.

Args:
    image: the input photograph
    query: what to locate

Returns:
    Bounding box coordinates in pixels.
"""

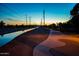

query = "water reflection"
[0,31,26,47]
[0,28,37,47]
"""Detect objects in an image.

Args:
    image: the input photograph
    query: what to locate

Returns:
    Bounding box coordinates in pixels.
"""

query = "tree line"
[48,3,79,33]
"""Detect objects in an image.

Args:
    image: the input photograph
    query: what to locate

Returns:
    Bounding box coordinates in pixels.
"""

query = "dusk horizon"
[0,3,76,25]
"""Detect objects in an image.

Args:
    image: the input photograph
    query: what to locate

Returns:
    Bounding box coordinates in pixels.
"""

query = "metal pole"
[29,16,31,25]
[26,15,27,25]
[41,18,42,26]
[43,10,45,25]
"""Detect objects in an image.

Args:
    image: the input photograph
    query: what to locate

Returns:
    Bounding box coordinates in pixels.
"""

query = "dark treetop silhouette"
[48,3,79,33]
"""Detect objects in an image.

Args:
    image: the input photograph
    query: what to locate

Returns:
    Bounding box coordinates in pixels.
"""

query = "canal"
[0,27,38,47]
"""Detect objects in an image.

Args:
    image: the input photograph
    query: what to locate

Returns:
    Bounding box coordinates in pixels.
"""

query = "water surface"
[0,28,37,47]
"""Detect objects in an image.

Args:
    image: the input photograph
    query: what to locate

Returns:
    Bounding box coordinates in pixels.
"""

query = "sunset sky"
[0,3,76,25]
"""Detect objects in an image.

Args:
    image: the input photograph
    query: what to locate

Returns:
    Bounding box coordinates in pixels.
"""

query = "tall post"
[41,18,42,26]
[26,15,28,25]
[43,9,45,25]
[29,16,31,25]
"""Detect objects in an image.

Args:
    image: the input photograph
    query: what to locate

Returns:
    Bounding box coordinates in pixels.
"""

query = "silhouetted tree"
[67,3,79,32]
[0,21,5,28]
[48,23,57,30]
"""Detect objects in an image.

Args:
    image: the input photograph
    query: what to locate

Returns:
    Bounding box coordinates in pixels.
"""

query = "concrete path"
[33,29,66,56]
